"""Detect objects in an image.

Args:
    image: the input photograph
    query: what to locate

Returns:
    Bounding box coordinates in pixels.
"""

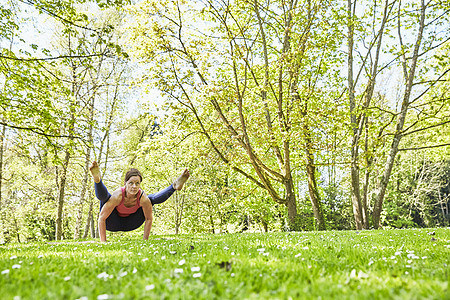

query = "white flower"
[118,271,128,277]
[97,272,112,279]
[169,251,176,255]
[161,256,166,260]
[178,259,186,266]
[295,253,301,258]
[302,246,309,250]
[358,271,369,279]
[1,269,10,275]
[10,256,17,260]
[12,264,21,269]
[257,248,265,252]
[145,284,155,290]
[231,273,235,277]
[224,247,229,250]
[97,294,110,300]
[64,276,71,281]
[191,267,200,272]
[193,273,201,278]
[132,268,137,274]
[174,268,183,274]
[142,258,149,262]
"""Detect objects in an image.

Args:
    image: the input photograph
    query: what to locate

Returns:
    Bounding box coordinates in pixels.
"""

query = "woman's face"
[125,175,141,195]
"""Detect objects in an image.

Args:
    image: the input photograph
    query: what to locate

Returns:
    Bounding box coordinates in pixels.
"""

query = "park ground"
[0,228,449,299]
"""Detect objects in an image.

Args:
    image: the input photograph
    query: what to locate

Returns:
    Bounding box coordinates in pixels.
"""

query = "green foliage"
[322,184,353,230]
[0,229,448,299]
[384,152,450,229]
[23,211,56,241]
[1,0,449,241]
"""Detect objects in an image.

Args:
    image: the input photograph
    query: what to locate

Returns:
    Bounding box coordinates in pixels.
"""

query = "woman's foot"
[173,169,190,190]
[89,161,102,183]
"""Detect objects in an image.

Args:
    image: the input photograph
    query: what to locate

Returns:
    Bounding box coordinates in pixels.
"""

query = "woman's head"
[124,168,142,195]
[124,168,142,184]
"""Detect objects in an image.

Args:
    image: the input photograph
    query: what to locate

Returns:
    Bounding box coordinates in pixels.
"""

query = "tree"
[1,0,131,241]
[126,0,349,230]
[372,0,450,228]
[345,0,450,229]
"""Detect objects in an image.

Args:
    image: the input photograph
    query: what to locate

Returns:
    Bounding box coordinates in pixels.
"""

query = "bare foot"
[173,169,190,190]
[89,161,102,183]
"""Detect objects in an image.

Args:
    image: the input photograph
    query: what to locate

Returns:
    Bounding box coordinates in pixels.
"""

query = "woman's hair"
[124,168,143,184]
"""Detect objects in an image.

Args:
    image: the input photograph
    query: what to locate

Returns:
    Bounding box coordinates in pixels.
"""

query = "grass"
[1,228,449,299]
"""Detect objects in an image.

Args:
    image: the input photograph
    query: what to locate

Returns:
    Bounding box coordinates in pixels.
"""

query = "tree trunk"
[0,124,5,210]
[83,196,94,239]
[55,150,71,240]
[350,161,364,229]
[74,149,90,239]
[0,124,5,240]
[208,202,215,234]
[74,96,94,239]
[361,121,372,229]
[286,191,298,230]
[347,0,391,229]
[305,156,325,230]
[302,101,325,230]
[347,0,364,230]
[91,210,96,238]
[373,0,426,228]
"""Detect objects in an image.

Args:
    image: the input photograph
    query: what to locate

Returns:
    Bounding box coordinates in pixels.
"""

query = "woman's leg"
[90,161,124,231]
[94,180,124,231]
[148,169,190,205]
[104,184,177,232]
[148,184,175,205]
[105,210,124,232]
[95,180,112,204]
[118,208,146,231]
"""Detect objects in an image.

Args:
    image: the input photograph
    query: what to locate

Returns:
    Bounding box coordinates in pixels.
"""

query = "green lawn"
[1,228,448,299]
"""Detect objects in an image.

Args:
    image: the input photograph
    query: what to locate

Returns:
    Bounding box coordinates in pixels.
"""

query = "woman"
[89,161,190,242]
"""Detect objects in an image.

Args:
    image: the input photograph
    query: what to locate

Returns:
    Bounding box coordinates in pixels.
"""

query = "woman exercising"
[89,161,190,242]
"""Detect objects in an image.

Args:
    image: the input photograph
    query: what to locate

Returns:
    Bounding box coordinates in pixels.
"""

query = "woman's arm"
[141,193,153,240]
[98,193,121,242]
